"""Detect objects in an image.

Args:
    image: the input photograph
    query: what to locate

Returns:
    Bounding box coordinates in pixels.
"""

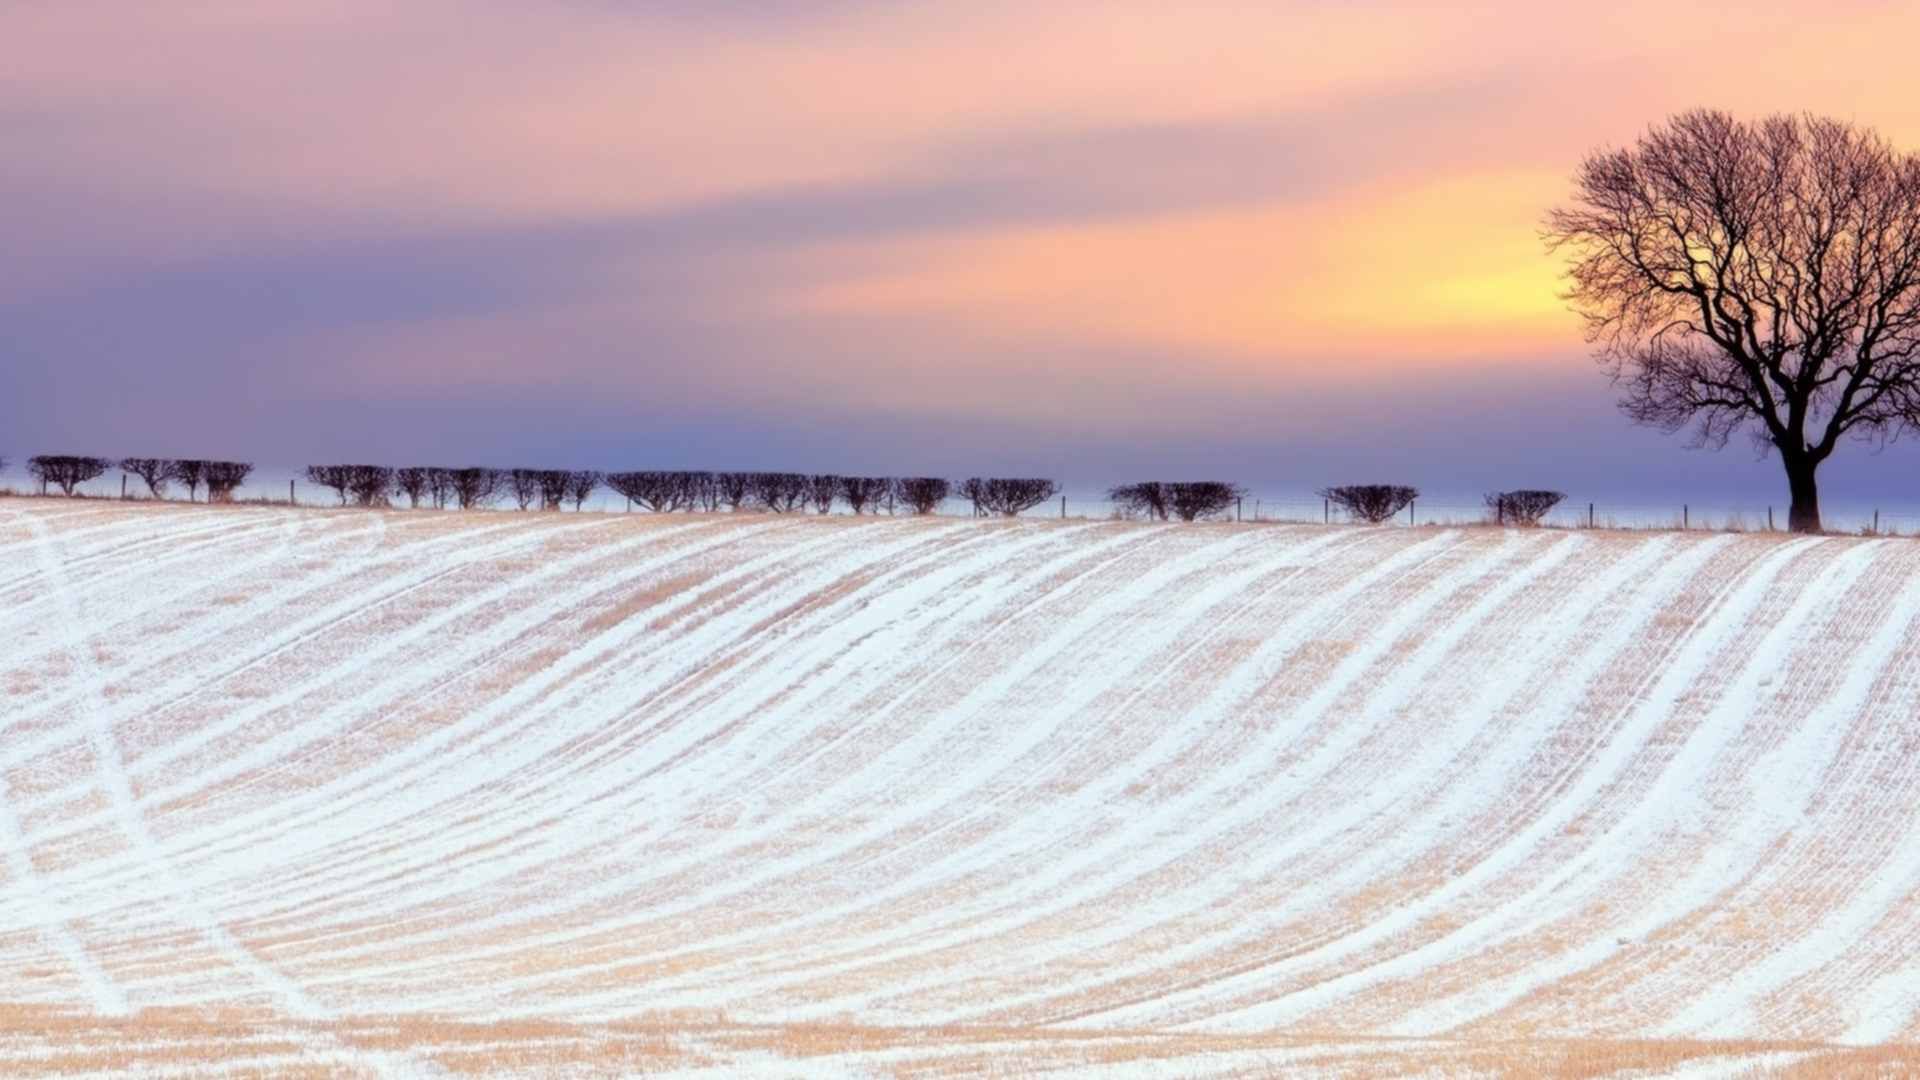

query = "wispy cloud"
[6,0,1920,495]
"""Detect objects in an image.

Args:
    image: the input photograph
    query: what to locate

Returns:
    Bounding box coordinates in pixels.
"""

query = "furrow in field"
[58,515,995,981]
[8,499,1920,1064]
[245,521,1163,1001]
[581,528,1387,1011]
[957,532,1682,1030]
[502,524,1331,1012]
[7,517,776,927]
[1371,539,1876,1038]
[11,506,392,1080]
[743,531,1542,1024]
[1265,537,1844,1035]
[0,511,365,744]
[514,529,1487,1020]
[212,519,1072,936]
[1127,534,1805,1031]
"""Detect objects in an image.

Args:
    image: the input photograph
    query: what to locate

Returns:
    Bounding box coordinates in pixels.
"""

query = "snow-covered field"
[4,497,1920,1077]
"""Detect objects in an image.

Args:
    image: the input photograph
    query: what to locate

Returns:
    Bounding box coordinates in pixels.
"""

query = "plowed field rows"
[4,499,1919,1076]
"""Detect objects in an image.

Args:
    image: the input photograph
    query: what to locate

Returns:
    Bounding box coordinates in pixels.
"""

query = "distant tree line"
[2,454,1586,531]
[17,456,254,501]
[286,468,1059,517]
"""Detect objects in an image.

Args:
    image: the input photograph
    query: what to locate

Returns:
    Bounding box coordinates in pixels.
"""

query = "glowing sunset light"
[7,1,1920,499]
[15,7,1920,1074]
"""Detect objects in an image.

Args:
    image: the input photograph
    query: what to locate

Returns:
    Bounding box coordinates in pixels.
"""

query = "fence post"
[1060,494,1066,519]
[1254,498,1261,521]
[1409,499,1416,527]
[1768,506,1773,531]
[1236,496,1242,522]
[121,474,127,499]
[1323,497,1329,524]
[1875,509,1880,535]
[289,479,295,505]
[1683,504,1689,530]
[1589,502,1594,529]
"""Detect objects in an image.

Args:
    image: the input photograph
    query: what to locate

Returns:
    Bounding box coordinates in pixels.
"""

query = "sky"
[7,1,1920,505]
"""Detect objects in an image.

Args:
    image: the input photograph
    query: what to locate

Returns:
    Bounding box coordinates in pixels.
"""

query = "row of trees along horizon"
[11,112,1920,533]
[6,456,1576,525]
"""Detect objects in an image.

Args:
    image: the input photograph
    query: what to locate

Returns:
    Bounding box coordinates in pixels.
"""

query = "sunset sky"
[8,2,1920,502]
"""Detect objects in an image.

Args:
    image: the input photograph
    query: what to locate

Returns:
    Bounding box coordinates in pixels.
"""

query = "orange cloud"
[786,169,1573,373]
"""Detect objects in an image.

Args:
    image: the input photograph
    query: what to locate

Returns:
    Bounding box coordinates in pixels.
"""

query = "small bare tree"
[892,477,949,515]
[806,474,841,514]
[203,461,252,502]
[174,459,208,502]
[1168,481,1243,521]
[961,477,1057,517]
[839,476,891,514]
[1109,482,1171,520]
[29,455,112,496]
[120,458,179,499]
[450,467,503,509]
[749,472,811,513]
[1321,484,1418,524]
[506,468,543,511]
[534,469,572,511]
[566,470,601,510]
[608,471,692,512]
[686,471,719,511]
[1486,489,1565,526]
[426,467,456,509]
[714,472,752,511]
[346,465,394,507]
[1547,110,1920,533]
[305,465,355,505]
[394,467,431,508]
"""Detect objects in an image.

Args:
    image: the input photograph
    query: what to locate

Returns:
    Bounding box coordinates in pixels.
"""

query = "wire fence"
[11,466,1920,538]
[1225,495,1920,536]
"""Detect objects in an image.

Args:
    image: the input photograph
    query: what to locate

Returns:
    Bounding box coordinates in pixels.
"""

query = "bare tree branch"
[1547,110,1920,531]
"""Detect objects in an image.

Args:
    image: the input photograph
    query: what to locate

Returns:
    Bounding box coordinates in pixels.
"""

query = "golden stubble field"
[4,497,1920,1077]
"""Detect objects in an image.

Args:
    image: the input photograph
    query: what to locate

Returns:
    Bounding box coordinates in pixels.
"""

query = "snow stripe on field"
[8,500,1920,1074]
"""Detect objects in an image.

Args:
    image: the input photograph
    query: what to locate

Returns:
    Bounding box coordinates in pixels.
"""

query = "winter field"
[5,497,1920,1077]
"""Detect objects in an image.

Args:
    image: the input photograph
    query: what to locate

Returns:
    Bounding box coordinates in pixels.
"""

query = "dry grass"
[6,501,1920,1075]
[0,1010,1914,1077]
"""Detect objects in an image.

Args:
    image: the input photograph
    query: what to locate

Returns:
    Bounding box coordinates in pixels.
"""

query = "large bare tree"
[1548,110,1920,532]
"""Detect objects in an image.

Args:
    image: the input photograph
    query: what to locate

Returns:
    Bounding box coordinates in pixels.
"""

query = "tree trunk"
[1785,458,1822,534]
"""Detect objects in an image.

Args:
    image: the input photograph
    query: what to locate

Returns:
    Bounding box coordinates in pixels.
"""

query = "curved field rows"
[3,498,1920,1077]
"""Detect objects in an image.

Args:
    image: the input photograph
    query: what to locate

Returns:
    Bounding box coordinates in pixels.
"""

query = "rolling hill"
[3,498,1919,1076]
